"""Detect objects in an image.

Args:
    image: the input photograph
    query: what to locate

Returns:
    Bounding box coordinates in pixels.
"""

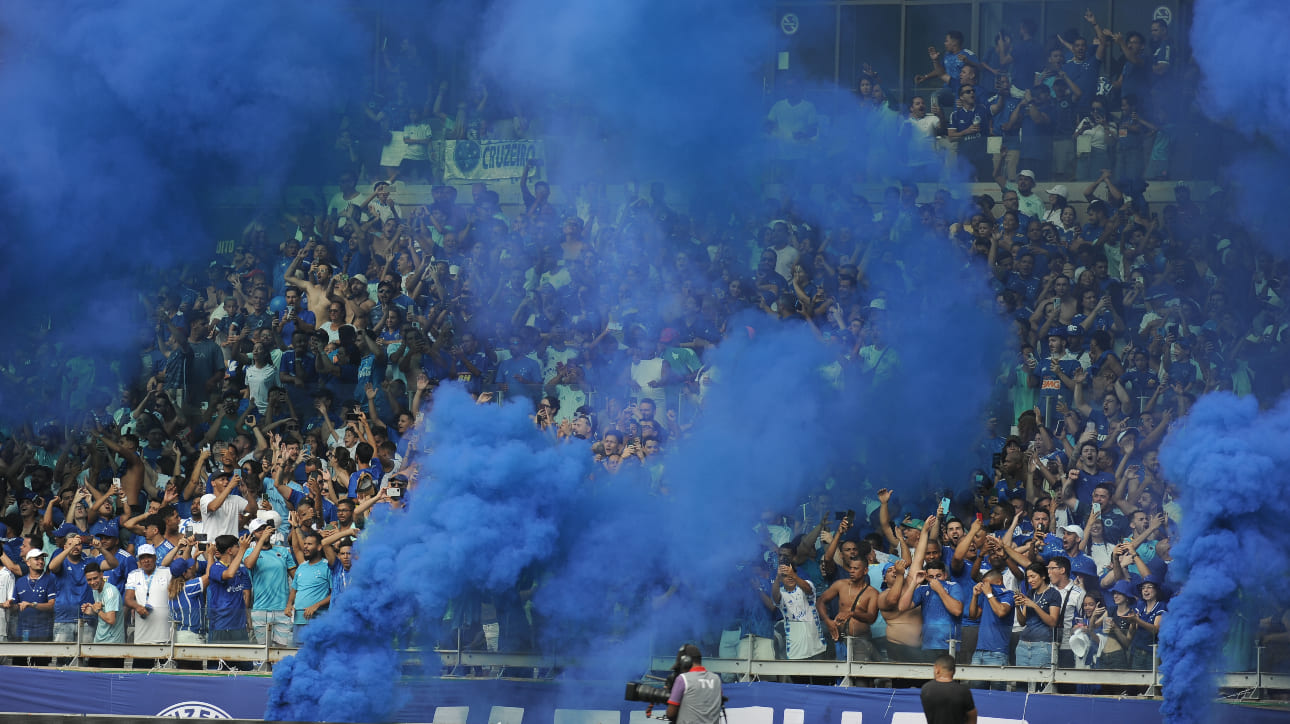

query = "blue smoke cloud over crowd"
[0,1,365,424]
[1158,393,1290,724]
[21,0,1288,721]
[261,0,1012,719]
[1189,0,1290,254]
[1143,3,1290,721]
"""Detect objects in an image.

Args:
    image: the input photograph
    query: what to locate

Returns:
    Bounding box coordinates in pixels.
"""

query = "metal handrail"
[2,641,1288,698]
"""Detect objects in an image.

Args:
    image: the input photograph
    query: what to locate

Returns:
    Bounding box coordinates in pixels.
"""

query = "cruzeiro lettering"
[480,141,535,170]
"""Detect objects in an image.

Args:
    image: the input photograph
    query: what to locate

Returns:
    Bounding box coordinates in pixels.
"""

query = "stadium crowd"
[2,9,1290,693]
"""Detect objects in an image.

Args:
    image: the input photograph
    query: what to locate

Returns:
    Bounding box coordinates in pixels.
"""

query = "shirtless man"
[817,559,880,661]
[284,242,342,315]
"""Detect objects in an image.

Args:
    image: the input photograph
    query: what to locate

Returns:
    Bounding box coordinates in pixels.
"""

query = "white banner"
[442,139,544,182]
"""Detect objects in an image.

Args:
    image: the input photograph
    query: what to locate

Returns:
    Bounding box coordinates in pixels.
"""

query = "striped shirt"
[331,560,351,598]
[169,578,206,635]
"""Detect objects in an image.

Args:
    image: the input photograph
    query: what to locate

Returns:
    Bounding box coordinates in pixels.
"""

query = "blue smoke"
[0,0,993,719]
[1158,392,1290,724]
[266,385,593,720]
[271,295,1007,722]
[1190,0,1290,253]
[264,0,1012,720]
[0,1,365,424]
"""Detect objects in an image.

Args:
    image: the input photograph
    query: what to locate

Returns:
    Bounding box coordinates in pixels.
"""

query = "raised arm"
[876,488,903,552]
[242,526,273,570]
[951,518,983,575]
[820,516,852,578]
[898,515,937,612]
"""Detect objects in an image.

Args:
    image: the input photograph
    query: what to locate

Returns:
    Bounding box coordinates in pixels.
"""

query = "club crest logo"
[156,701,233,718]
[453,140,482,174]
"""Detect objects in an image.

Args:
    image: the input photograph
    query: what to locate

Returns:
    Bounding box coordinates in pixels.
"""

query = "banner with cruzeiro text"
[442,139,544,182]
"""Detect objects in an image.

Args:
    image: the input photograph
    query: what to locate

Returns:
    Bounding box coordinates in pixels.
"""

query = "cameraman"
[665,644,723,724]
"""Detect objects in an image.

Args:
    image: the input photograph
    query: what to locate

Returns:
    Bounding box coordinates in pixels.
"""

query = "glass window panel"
[774,5,839,111]
[904,4,974,96]
[775,5,838,83]
[839,5,903,102]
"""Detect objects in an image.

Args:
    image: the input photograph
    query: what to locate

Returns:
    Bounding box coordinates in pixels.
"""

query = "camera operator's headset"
[675,644,699,673]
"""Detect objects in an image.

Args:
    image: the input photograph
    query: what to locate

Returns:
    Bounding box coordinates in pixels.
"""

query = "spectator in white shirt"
[200,471,253,540]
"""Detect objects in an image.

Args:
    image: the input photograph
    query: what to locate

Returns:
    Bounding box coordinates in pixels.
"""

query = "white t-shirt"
[178,517,204,540]
[126,566,174,643]
[907,114,941,154]
[200,493,249,539]
[0,567,13,637]
[778,583,828,660]
[328,190,363,218]
[630,358,667,406]
[401,123,432,161]
[542,347,579,383]
[773,244,800,281]
[244,363,279,414]
[318,320,343,344]
[767,99,818,143]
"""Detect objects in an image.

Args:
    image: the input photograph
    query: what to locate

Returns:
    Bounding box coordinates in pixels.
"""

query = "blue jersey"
[912,579,963,650]
[246,545,295,611]
[943,49,978,94]
[1080,221,1107,244]
[1152,41,1174,80]
[1120,368,1159,401]
[1039,356,1081,402]
[170,577,207,634]
[1075,465,1115,496]
[331,560,352,598]
[947,551,981,626]
[990,93,1022,139]
[1020,585,1062,642]
[1019,100,1055,159]
[1006,272,1042,306]
[14,572,56,639]
[1072,310,1115,334]
[949,105,991,143]
[1063,58,1098,109]
[974,585,1015,653]
[292,559,332,624]
[88,549,137,591]
[207,561,251,632]
[1120,52,1151,98]
[1133,599,1168,642]
[52,557,92,623]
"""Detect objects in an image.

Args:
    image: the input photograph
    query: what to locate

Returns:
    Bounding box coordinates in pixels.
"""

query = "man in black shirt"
[920,654,978,724]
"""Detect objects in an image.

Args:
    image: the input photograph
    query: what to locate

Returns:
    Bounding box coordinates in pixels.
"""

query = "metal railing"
[2,632,1289,701]
[641,636,1290,700]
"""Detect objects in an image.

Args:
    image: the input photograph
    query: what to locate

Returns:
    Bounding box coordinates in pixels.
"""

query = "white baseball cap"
[256,510,282,529]
[25,549,46,560]
[136,543,158,558]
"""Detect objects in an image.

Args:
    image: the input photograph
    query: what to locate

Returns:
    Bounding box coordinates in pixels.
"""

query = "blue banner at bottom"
[0,666,1286,723]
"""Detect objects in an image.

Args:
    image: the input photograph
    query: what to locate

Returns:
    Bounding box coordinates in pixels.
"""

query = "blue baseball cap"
[53,523,82,539]
[169,559,207,577]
